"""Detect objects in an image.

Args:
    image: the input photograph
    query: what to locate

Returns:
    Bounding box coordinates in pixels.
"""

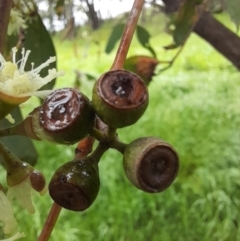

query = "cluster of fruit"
[6,69,179,211]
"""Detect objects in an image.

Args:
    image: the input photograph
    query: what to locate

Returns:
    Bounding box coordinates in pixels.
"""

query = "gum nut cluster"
[92,69,149,128]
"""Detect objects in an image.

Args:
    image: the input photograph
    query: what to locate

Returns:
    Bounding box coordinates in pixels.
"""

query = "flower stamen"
[19,49,31,73]
[0,47,65,98]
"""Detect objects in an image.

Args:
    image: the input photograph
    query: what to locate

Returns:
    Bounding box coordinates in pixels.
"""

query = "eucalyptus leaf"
[105,23,124,54]
[0,107,39,166]
[136,25,156,57]
[224,0,240,32]
[165,0,203,49]
[20,11,58,91]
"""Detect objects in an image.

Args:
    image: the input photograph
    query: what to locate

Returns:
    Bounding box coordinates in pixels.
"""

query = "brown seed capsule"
[92,70,149,128]
[124,55,159,85]
[123,137,179,193]
[39,88,95,144]
[29,170,46,193]
[49,158,100,211]
[2,88,96,145]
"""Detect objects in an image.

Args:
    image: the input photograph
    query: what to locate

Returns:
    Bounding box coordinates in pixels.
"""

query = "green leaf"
[136,25,151,46]
[20,12,57,91]
[207,0,224,13]
[224,0,240,32]
[136,25,156,57]
[165,0,203,49]
[0,107,39,166]
[105,23,124,54]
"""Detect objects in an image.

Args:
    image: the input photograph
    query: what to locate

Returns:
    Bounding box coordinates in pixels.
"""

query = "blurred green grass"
[2,13,240,241]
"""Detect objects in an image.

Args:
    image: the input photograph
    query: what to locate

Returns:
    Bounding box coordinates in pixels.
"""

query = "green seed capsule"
[92,70,149,128]
[123,137,179,193]
[49,158,100,211]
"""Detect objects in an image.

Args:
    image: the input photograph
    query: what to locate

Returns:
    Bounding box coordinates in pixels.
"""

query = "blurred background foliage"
[1,0,240,240]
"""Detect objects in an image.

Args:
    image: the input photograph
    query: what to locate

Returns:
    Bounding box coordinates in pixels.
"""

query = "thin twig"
[0,0,12,53]
[37,202,62,241]
[110,0,145,70]
[158,45,185,73]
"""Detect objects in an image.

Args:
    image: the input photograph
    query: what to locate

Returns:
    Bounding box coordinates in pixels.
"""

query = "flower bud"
[29,170,46,194]
[0,140,46,214]
[123,137,179,193]
[6,159,33,187]
[49,158,100,211]
[92,70,148,128]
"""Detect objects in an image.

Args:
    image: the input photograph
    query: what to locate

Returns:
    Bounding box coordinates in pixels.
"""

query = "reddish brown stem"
[0,0,12,53]
[110,0,145,70]
[38,202,62,241]
[74,136,95,160]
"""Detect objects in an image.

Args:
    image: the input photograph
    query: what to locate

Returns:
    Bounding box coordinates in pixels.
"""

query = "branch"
[110,0,145,70]
[37,202,62,241]
[162,0,240,70]
[194,11,240,70]
[0,0,12,53]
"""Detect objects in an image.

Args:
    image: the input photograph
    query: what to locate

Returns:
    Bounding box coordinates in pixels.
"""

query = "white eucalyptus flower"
[0,188,17,235]
[0,232,25,241]
[0,47,64,98]
[7,9,27,36]
[4,114,15,124]
[7,173,47,215]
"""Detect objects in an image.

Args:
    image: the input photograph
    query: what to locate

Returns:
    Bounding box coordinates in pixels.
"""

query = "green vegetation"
[1,14,240,241]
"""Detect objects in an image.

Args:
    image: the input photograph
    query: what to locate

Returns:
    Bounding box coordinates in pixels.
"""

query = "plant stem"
[107,127,117,141]
[90,143,109,164]
[74,136,95,160]
[0,140,21,170]
[89,127,106,143]
[0,0,12,53]
[37,202,62,241]
[110,0,145,70]
[0,128,14,138]
[109,138,127,154]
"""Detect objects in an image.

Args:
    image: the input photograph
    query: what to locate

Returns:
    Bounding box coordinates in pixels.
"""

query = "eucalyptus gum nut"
[123,137,179,193]
[10,88,95,144]
[49,159,100,211]
[39,88,96,144]
[92,70,149,128]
